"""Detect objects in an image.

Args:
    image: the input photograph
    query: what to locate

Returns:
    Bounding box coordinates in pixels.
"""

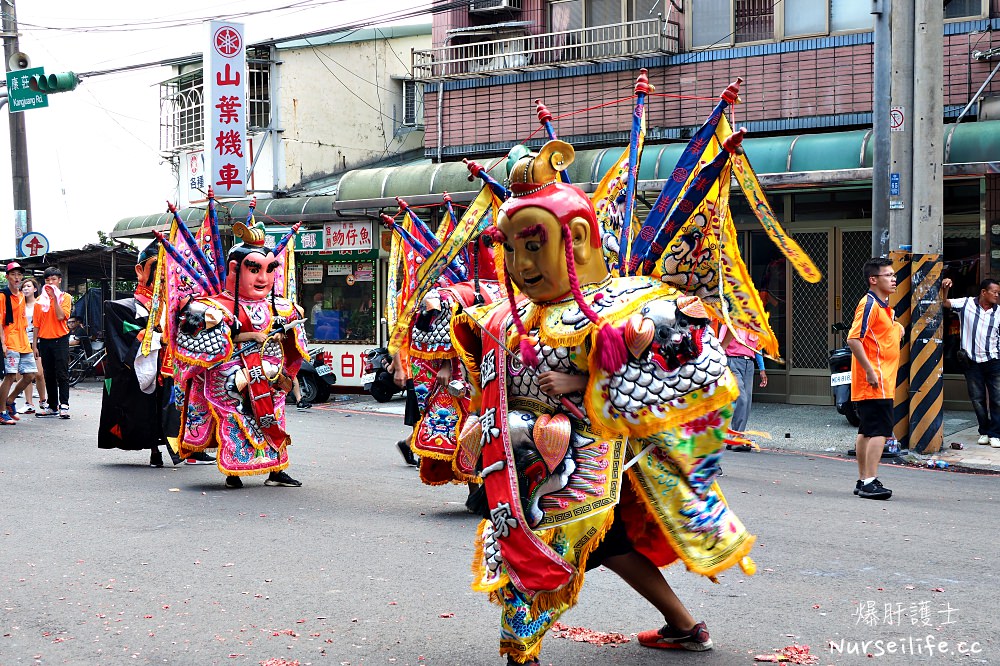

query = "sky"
[1,0,422,258]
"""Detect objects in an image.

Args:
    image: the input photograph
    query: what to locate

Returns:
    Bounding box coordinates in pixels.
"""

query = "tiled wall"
[424,9,1000,157]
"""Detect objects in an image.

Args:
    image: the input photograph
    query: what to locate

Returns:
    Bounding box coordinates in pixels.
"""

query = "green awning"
[336,160,510,206]
[114,120,1000,238]
[112,195,337,238]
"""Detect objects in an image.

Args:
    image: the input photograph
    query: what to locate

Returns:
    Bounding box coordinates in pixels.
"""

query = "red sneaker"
[637,621,713,651]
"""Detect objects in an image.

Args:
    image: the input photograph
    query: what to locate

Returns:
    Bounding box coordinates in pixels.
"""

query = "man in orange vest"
[846,258,904,500]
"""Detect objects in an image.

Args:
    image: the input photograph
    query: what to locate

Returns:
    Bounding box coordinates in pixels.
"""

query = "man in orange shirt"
[0,262,38,425]
[846,257,904,500]
[33,267,73,419]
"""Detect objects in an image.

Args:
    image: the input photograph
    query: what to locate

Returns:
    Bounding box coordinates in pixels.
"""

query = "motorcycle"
[362,347,402,403]
[829,322,860,427]
[297,347,337,404]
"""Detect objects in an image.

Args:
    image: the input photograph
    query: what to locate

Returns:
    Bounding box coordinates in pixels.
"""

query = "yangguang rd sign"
[5,67,48,113]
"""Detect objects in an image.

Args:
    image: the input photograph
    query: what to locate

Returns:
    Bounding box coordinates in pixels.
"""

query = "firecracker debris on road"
[0,383,995,664]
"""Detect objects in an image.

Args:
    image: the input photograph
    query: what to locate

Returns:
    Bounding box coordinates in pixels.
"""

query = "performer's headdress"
[137,240,159,266]
[496,140,627,373]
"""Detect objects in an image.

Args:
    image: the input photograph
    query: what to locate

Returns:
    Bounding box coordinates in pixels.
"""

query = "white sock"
[862,477,876,485]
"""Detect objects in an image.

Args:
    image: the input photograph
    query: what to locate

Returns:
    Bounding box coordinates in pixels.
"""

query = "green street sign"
[5,67,48,113]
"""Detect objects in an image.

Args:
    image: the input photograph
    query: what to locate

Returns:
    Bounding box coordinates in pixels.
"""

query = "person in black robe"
[97,242,214,467]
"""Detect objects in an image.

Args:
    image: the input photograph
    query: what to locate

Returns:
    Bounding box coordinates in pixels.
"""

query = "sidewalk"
[332,394,1000,474]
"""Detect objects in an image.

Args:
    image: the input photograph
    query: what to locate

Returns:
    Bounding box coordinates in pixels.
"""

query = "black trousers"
[38,335,70,407]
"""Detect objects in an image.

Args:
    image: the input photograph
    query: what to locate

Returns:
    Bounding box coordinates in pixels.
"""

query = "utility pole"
[911,0,944,254]
[2,0,33,235]
[888,0,914,252]
[870,0,891,258]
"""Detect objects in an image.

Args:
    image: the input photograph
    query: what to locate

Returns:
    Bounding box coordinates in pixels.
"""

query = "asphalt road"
[1,383,996,665]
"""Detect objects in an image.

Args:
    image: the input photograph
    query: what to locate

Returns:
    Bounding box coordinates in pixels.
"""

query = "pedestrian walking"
[0,262,38,425]
[846,258,904,500]
[719,323,768,451]
[939,277,1000,447]
[33,267,73,419]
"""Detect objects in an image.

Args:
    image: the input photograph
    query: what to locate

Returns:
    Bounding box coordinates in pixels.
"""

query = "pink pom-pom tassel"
[595,322,627,373]
[519,337,540,368]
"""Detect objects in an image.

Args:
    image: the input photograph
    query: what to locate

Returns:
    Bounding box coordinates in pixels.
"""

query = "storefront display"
[301,263,376,344]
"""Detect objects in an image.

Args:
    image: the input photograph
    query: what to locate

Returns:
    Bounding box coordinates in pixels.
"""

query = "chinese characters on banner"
[183,151,207,205]
[205,21,247,198]
[324,221,373,252]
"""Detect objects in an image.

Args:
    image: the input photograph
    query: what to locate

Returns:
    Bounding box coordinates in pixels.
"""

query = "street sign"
[890,106,905,132]
[4,67,48,113]
[17,231,50,258]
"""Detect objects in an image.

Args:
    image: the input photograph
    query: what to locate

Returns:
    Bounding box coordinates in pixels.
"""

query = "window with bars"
[159,50,272,153]
[402,79,424,127]
[734,0,773,44]
[690,0,986,48]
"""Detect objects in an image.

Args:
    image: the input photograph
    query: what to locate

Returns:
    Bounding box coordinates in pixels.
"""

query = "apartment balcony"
[412,17,679,81]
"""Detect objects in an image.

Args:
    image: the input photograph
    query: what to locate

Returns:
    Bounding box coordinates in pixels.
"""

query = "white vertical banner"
[205,20,247,198]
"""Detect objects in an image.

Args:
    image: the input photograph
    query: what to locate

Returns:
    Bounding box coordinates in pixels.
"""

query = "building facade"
[115,24,432,388]
[386,0,1000,408]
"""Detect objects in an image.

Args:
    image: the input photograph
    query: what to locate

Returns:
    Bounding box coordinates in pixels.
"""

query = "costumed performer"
[172,221,308,489]
[450,140,756,665]
[98,241,216,467]
[403,232,504,489]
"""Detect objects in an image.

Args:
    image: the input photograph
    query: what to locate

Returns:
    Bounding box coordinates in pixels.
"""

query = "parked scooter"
[830,322,860,427]
[297,347,337,404]
[362,347,402,403]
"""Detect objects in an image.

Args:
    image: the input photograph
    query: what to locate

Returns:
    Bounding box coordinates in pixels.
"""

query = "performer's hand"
[537,370,587,398]
[941,278,953,291]
[393,365,407,388]
[236,331,268,345]
[435,364,453,388]
[758,370,768,388]
[865,367,879,388]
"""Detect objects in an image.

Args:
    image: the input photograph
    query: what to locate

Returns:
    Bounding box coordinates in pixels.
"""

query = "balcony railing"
[412,17,679,81]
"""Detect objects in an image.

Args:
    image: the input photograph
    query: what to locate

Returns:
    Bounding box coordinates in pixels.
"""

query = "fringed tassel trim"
[528,510,615,618]
[627,466,757,579]
[408,348,455,362]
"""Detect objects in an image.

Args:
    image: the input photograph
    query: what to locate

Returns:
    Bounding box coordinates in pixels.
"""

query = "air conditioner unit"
[469,0,522,13]
[978,94,1000,122]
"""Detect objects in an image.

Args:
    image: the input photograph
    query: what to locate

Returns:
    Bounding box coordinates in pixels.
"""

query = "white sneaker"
[991,437,1000,448]
[979,435,990,445]
[59,404,70,419]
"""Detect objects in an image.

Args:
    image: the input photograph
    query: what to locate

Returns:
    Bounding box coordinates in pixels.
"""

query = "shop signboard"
[205,20,247,198]
[327,264,353,275]
[324,220,373,252]
[264,228,323,253]
[183,151,207,205]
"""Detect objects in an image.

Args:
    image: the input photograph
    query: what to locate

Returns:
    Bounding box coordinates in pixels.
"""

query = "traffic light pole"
[2,0,33,234]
